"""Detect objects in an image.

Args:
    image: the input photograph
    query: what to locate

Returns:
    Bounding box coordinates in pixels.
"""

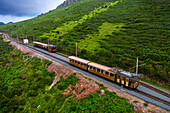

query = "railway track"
[135,89,170,106]
[139,81,170,98]
[23,44,68,63]
[2,32,170,110]
[55,52,68,58]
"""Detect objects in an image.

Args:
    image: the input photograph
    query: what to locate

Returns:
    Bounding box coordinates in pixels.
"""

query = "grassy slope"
[0,0,169,88]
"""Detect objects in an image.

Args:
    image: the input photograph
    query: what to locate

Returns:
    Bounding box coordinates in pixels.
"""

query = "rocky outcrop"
[57,0,81,8]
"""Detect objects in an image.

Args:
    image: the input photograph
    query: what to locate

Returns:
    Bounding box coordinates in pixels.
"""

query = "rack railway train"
[33,41,139,89]
[33,42,57,52]
[68,56,139,89]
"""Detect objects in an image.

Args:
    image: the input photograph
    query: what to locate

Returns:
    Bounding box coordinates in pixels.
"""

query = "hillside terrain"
[0,0,169,88]
[0,35,135,112]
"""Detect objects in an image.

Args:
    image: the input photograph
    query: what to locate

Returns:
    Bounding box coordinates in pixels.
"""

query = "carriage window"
[84,64,86,67]
[75,61,77,63]
[101,70,104,73]
[106,72,109,75]
[110,73,113,76]
[94,67,96,71]
[97,69,100,72]
[80,62,82,65]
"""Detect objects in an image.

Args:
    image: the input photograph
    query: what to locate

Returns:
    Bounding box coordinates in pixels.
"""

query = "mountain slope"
[0,0,169,88]
[0,22,5,26]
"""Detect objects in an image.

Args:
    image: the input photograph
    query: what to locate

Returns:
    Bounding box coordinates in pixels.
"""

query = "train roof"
[88,62,117,73]
[68,56,91,64]
[33,42,56,48]
[33,41,48,46]
[117,72,139,81]
[88,62,111,71]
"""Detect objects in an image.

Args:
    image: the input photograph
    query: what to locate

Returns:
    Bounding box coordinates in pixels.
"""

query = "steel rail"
[135,89,170,106]
[22,44,68,63]
[139,81,170,98]
[55,52,68,58]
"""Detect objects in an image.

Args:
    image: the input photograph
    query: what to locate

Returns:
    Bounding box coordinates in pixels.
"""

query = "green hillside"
[0,0,169,88]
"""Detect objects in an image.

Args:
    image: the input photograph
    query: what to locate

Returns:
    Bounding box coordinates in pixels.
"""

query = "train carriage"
[68,56,90,70]
[88,62,117,82]
[33,41,57,52]
[68,56,139,89]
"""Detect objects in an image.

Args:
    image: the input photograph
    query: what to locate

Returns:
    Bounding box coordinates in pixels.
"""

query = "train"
[33,42,57,52]
[68,56,139,89]
[32,41,139,89]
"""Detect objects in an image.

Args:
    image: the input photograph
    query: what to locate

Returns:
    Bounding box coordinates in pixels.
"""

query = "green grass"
[78,22,124,52]
[40,1,119,41]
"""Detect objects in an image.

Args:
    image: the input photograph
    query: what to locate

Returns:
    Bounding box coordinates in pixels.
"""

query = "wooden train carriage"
[116,72,139,89]
[33,42,57,52]
[88,62,117,82]
[33,42,48,50]
[68,56,91,70]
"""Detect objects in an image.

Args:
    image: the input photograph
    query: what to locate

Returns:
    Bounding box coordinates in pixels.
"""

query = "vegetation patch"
[40,1,119,41]
[78,22,124,52]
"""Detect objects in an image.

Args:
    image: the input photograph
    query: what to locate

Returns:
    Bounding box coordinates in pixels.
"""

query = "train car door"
[125,78,129,87]
[116,75,120,84]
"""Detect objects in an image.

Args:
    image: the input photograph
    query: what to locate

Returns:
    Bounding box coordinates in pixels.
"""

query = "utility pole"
[48,37,50,50]
[22,32,24,40]
[17,35,19,43]
[136,57,138,76]
[76,42,77,57]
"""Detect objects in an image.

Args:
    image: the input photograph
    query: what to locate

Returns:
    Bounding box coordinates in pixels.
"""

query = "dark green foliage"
[0,37,55,112]
[57,74,79,90]
[143,103,148,107]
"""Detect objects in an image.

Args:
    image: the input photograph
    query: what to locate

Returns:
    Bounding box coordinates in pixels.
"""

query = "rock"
[101,89,105,95]
[57,0,81,8]
[37,105,40,108]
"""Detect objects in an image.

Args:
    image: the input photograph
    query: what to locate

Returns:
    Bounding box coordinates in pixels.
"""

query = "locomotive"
[68,56,139,89]
[33,42,57,52]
